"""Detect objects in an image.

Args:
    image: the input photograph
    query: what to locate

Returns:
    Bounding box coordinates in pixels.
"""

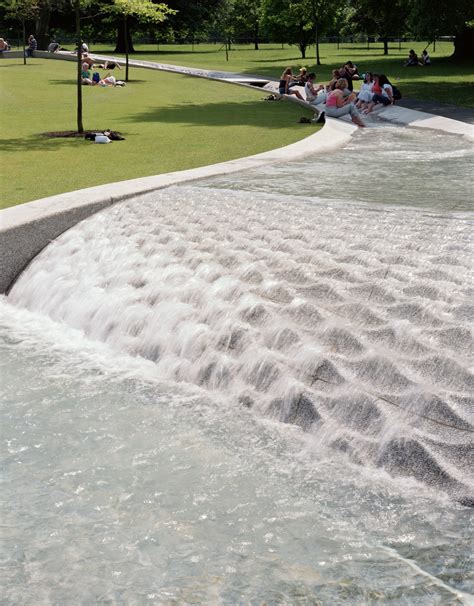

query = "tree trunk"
[299,42,306,59]
[124,15,129,81]
[254,23,259,50]
[315,24,320,65]
[35,2,50,50]
[75,0,83,134]
[22,18,26,65]
[452,25,474,61]
[115,19,135,53]
[383,37,388,55]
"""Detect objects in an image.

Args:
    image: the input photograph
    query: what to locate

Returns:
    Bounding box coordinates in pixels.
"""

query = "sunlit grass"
[0,59,316,208]
[93,40,474,108]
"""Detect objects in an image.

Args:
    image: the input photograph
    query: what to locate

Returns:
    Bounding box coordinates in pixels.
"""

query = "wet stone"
[269,393,321,431]
[238,395,254,408]
[376,438,456,489]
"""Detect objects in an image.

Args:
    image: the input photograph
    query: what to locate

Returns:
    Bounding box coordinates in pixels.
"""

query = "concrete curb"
[377,105,474,140]
[0,119,356,294]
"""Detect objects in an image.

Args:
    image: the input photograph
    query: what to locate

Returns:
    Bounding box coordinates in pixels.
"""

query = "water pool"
[2,125,473,604]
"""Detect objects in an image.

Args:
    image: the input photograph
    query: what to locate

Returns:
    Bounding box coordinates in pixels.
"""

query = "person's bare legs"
[289,89,304,100]
[351,114,366,127]
[364,101,375,114]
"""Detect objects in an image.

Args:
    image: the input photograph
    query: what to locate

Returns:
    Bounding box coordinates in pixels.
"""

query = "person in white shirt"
[356,72,374,110]
[364,74,393,114]
[421,50,431,65]
[304,73,326,106]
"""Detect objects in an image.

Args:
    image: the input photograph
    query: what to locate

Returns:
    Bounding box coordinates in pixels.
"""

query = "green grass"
[2,41,473,208]
[0,58,316,209]
[95,40,474,108]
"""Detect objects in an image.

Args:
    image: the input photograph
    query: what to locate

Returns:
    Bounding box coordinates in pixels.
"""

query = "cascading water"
[2,125,473,603]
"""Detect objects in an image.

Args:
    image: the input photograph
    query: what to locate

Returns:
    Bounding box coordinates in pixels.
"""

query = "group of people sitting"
[278,61,402,127]
[404,49,431,66]
[80,51,124,87]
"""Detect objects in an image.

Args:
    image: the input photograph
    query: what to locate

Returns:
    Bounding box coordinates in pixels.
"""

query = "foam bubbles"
[8,130,473,501]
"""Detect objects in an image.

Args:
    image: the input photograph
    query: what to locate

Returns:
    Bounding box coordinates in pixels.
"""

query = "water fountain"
[1,124,473,603]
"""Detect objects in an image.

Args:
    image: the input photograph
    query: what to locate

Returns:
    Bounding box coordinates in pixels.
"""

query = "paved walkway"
[397,98,474,125]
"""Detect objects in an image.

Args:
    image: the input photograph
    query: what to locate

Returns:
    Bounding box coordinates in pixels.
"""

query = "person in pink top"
[325,78,365,127]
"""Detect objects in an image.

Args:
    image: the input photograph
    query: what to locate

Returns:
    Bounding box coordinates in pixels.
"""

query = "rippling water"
[201,125,473,211]
[2,125,473,603]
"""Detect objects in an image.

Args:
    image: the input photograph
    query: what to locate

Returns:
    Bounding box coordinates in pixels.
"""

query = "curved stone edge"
[0,119,356,294]
[377,105,474,140]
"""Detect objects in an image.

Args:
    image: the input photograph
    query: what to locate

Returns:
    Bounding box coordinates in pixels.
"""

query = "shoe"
[312,112,325,124]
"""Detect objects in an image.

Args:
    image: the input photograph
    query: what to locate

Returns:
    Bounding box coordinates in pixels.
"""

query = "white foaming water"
[2,125,474,603]
[1,304,473,604]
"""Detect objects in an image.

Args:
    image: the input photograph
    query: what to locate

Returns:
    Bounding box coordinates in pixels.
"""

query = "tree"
[25,0,70,50]
[407,0,474,60]
[453,23,474,60]
[348,0,408,55]
[3,0,39,64]
[308,0,333,65]
[107,0,175,81]
[262,0,336,61]
[262,0,312,59]
[231,0,263,49]
[214,0,234,59]
[158,0,225,44]
[73,0,93,134]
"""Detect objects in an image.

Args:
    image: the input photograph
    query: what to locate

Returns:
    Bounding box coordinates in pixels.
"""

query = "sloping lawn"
[99,41,474,108]
[0,59,315,208]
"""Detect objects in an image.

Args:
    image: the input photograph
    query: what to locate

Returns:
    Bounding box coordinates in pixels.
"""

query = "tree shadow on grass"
[0,63,36,68]
[48,79,76,85]
[47,78,149,86]
[248,57,306,64]
[0,135,94,153]
[101,49,227,58]
[127,99,308,128]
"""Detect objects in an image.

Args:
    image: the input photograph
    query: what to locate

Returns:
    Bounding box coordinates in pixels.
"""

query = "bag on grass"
[103,130,125,141]
[391,85,402,101]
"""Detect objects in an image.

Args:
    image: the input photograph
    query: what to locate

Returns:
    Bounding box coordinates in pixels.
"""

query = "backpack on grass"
[391,84,402,101]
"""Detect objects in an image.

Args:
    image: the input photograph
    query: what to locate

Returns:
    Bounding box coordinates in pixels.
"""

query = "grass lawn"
[2,42,472,208]
[96,40,474,109]
[0,58,316,209]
